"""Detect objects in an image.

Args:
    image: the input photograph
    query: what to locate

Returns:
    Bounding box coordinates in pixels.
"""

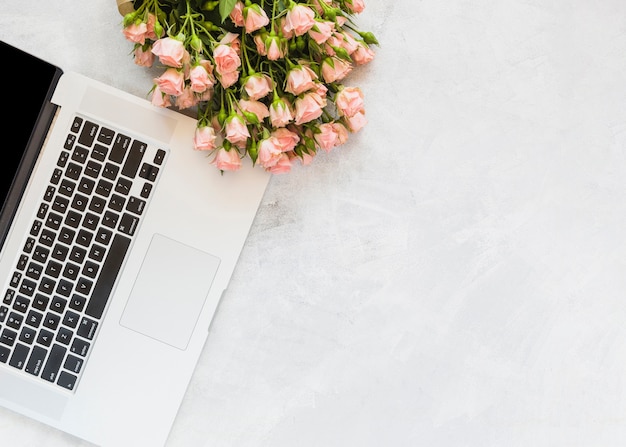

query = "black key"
[78,121,98,147]
[88,244,106,263]
[0,345,10,363]
[56,279,73,297]
[19,279,37,297]
[1,328,17,346]
[56,327,73,345]
[23,237,35,253]
[58,371,77,390]
[83,213,100,231]
[110,134,131,163]
[50,296,68,314]
[37,202,49,219]
[64,133,76,150]
[69,246,87,264]
[9,343,30,369]
[76,229,93,247]
[16,255,29,271]
[70,116,83,133]
[92,144,108,162]
[126,196,146,215]
[26,262,43,280]
[58,227,76,245]
[62,263,80,280]
[140,182,153,199]
[39,228,56,246]
[70,338,90,357]
[138,163,159,182]
[78,177,95,195]
[43,312,61,330]
[63,354,83,374]
[84,160,102,178]
[52,196,69,214]
[32,245,50,264]
[71,193,89,212]
[76,278,93,296]
[154,149,166,165]
[58,179,76,197]
[13,295,30,312]
[65,162,82,180]
[57,151,69,168]
[25,345,47,376]
[41,344,66,382]
[50,168,63,185]
[95,228,112,245]
[25,310,43,328]
[95,179,113,198]
[82,261,99,279]
[6,312,23,330]
[69,294,86,312]
[18,326,36,345]
[62,311,80,329]
[2,289,14,305]
[30,220,43,237]
[51,243,69,262]
[103,162,120,181]
[108,194,126,212]
[0,306,7,323]
[37,329,54,347]
[45,213,63,230]
[44,186,56,202]
[77,317,98,340]
[121,140,147,178]
[10,272,21,288]
[97,127,115,145]
[72,146,90,164]
[38,277,56,295]
[64,210,82,229]
[32,294,49,311]
[115,177,132,196]
[45,260,63,278]
[118,213,139,236]
[102,211,119,229]
[85,234,131,319]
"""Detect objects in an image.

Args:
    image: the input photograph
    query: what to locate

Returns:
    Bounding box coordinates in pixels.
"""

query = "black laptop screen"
[0,41,61,243]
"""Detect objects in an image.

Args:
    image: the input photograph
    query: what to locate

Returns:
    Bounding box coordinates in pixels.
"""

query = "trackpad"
[119,234,220,350]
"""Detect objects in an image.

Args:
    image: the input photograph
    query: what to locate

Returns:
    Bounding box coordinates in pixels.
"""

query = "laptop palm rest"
[119,234,220,350]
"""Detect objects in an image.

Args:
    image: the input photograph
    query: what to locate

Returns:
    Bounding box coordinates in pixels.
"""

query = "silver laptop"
[0,40,269,446]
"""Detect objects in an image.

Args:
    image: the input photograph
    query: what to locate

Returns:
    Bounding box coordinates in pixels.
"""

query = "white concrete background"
[2,0,626,445]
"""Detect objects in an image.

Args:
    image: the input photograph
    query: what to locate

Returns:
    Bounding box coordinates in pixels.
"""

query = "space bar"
[85,234,131,319]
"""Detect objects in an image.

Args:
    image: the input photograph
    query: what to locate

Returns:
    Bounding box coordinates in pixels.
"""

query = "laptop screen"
[0,40,62,244]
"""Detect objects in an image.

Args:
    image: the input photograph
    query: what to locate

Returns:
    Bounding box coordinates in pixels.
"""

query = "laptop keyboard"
[0,115,166,391]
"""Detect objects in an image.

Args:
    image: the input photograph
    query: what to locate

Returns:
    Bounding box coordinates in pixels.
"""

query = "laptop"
[0,40,270,446]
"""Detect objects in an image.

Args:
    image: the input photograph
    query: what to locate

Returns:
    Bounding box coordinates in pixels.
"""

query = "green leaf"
[218,0,237,22]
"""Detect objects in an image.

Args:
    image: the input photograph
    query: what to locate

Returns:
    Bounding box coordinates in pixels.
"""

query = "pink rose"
[266,36,285,60]
[269,98,294,128]
[145,13,163,40]
[254,34,267,56]
[193,126,217,151]
[243,4,270,33]
[154,68,184,96]
[229,1,245,27]
[294,92,326,125]
[175,87,198,110]
[123,22,148,44]
[335,86,364,117]
[238,99,270,122]
[308,20,335,44]
[150,86,171,108]
[134,46,155,67]
[271,128,300,152]
[332,122,349,144]
[267,153,292,174]
[299,152,315,166]
[219,70,240,88]
[285,65,318,95]
[225,115,250,145]
[346,111,367,132]
[314,123,339,152]
[258,137,283,168]
[346,0,365,14]
[189,65,214,93]
[219,32,241,52]
[321,57,353,83]
[151,37,187,68]
[244,74,273,100]
[352,42,375,65]
[283,5,316,36]
[214,44,241,79]
[213,148,242,171]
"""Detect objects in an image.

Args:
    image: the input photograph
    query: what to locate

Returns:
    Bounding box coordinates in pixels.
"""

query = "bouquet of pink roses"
[121,0,377,173]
